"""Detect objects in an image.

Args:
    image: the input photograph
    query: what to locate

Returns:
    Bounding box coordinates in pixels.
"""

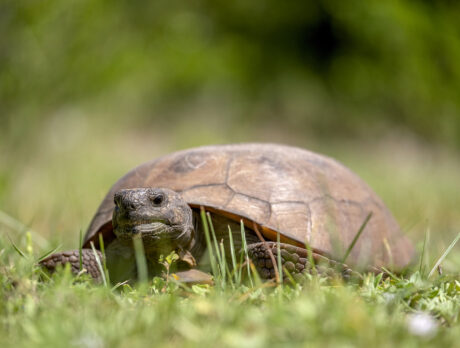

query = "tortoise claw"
[178,249,197,268]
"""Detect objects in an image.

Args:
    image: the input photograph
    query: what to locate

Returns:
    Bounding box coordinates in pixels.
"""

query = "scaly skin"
[40,249,104,282]
[247,242,357,281]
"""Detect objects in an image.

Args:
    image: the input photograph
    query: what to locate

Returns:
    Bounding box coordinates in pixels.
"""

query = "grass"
[1,230,460,347]
[1,120,460,347]
[1,208,460,347]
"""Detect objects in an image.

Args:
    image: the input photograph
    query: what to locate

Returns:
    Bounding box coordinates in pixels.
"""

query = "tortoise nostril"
[114,191,132,210]
[114,194,122,207]
[113,191,141,212]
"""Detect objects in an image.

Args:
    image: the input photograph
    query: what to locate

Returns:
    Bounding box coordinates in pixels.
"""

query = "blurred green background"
[1,0,459,268]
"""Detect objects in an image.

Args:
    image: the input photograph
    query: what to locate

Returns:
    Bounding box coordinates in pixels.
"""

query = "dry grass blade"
[111,280,130,291]
[341,212,372,264]
[252,222,279,284]
[428,232,460,278]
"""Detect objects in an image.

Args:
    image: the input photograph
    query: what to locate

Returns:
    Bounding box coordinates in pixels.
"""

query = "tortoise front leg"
[247,242,356,281]
[39,249,103,283]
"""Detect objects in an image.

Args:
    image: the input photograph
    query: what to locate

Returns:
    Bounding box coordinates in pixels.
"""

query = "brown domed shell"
[84,143,413,269]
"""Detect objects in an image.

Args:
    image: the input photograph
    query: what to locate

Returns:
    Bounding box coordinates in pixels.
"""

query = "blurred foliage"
[1,0,460,147]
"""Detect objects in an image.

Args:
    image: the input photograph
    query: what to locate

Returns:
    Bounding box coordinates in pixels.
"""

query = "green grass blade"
[200,207,218,279]
[342,212,373,264]
[206,212,224,274]
[228,225,239,285]
[132,236,148,283]
[98,233,110,284]
[90,241,107,287]
[37,244,62,262]
[419,227,430,275]
[25,232,33,256]
[219,240,227,287]
[374,272,383,286]
[7,234,26,258]
[249,260,262,287]
[277,232,283,285]
[206,211,228,288]
[282,267,297,286]
[380,267,399,281]
[240,220,253,287]
[79,229,83,271]
[428,232,460,278]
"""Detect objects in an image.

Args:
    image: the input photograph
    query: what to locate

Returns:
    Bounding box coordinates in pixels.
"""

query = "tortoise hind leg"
[247,242,356,281]
[39,249,103,283]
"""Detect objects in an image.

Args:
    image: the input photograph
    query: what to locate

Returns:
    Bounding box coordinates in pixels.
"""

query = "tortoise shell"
[84,143,413,269]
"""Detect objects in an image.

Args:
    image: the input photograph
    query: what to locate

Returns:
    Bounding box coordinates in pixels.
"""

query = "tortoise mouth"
[114,219,192,246]
[114,220,193,254]
[114,220,170,237]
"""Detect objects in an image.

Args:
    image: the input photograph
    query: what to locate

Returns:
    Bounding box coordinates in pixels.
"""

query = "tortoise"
[40,143,414,283]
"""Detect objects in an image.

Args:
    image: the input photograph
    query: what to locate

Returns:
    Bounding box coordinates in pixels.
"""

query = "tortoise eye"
[151,193,164,206]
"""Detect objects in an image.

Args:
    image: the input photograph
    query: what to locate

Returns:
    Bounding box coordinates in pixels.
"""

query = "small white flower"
[383,293,395,303]
[72,333,104,348]
[407,312,438,338]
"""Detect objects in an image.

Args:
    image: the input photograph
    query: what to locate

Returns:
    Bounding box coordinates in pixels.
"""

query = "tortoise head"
[112,188,194,255]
